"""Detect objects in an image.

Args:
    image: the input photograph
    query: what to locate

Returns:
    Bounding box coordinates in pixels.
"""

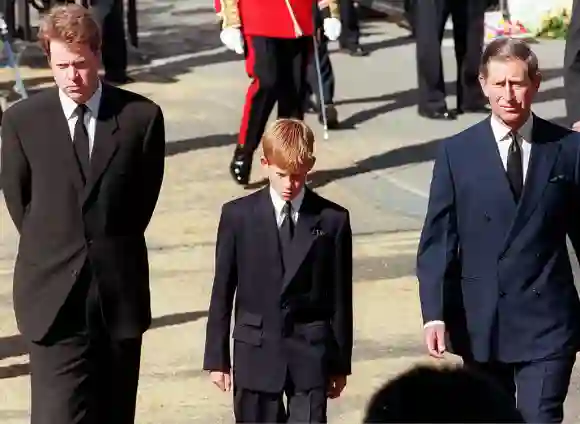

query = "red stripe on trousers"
[238,35,259,146]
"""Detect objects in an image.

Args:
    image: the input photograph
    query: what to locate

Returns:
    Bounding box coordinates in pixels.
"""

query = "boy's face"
[261,157,314,201]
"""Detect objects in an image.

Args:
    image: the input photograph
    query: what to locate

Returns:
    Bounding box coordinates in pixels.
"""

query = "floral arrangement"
[536,7,571,39]
[484,12,533,43]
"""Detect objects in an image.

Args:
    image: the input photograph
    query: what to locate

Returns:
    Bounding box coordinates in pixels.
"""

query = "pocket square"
[549,174,566,183]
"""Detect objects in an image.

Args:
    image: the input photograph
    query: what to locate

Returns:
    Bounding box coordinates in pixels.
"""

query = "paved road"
[0,0,579,422]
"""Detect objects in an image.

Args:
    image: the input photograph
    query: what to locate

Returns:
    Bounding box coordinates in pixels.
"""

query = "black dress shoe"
[341,45,369,57]
[418,107,457,120]
[229,145,252,186]
[319,105,339,129]
[456,104,491,115]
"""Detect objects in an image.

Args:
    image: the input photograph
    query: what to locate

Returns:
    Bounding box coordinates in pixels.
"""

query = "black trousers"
[466,355,576,423]
[415,0,487,112]
[238,36,310,156]
[339,0,360,48]
[29,263,142,424]
[306,33,335,107]
[234,377,327,423]
[100,0,128,78]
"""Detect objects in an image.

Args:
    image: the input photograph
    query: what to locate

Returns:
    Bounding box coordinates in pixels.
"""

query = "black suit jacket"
[0,83,165,342]
[417,116,580,363]
[203,187,353,393]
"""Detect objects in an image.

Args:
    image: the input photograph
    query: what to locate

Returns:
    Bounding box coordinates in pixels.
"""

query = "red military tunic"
[214,0,339,38]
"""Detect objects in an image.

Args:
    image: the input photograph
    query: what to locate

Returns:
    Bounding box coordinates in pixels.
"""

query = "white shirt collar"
[490,112,534,144]
[269,185,305,216]
[58,80,102,120]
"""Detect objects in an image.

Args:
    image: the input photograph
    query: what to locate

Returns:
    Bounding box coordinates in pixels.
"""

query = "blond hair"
[38,4,101,57]
[262,119,315,172]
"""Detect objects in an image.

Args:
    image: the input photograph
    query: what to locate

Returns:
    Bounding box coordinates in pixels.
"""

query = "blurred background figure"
[564,0,580,130]
[339,0,368,56]
[414,0,488,120]
[305,3,340,130]
[90,0,132,84]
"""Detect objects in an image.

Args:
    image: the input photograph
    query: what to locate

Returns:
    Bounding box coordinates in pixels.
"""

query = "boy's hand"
[327,375,347,399]
[210,370,232,392]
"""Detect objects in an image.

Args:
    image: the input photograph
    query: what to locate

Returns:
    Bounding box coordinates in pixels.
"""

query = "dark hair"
[363,364,525,423]
[480,37,539,79]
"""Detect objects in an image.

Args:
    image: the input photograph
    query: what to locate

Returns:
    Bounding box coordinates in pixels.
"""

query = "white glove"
[220,27,244,54]
[323,17,341,41]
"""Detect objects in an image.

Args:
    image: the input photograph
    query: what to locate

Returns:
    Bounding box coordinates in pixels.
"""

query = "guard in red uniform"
[215,0,342,185]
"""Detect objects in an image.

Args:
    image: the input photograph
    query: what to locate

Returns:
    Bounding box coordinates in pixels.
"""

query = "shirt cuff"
[424,320,445,328]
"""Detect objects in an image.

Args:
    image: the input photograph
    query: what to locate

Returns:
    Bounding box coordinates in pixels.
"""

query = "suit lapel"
[255,188,284,281]
[280,188,321,295]
[473,119,518,220]
[502,116,561,253]
[82,83,120,204]
[45,89,85,196]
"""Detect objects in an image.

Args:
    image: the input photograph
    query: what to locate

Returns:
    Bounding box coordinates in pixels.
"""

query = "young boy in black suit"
[203,118,353,423]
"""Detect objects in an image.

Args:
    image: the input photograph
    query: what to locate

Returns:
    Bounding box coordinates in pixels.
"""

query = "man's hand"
[318,0,330,8]
[572,120,580,132]
[327,375,347,399]
[210,370,232,392]
[424,322,446,358]
[220,27,244,54]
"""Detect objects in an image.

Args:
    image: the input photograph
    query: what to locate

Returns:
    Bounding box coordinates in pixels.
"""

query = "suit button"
[87,239,93,246]
[532,288,541,296]
[71,270,79,278]
[484,213,491,222]
[499,291,506,297]
[498,254,505,261]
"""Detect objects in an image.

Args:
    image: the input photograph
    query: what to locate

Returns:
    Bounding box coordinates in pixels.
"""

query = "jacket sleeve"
[330,210,353,376]
[0,111,31,233]
[203,203,238,372]
[215,0,241,28]
[416,140,459,324]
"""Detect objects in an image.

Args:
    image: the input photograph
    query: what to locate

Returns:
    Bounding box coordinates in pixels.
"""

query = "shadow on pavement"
[0,309,208,379]
[335,67,565,127]
[307,136,444,189]
[165,134,236,156]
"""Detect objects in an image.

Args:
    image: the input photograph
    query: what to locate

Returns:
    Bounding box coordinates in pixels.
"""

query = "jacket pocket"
[236,310,262,328]
[232,310,263,346]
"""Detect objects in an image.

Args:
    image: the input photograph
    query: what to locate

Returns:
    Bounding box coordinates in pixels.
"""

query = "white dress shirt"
[424,113,534,329]
[490,112,533,180]
[270,186,304,227]
[58,81,102,156]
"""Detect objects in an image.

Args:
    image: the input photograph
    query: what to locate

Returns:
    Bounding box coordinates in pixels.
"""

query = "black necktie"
[73,104,90,182]
[279,201,294,250]
[506,131,523,201]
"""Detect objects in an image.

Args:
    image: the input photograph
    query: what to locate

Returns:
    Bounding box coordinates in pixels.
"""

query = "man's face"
[49,39,100,104]
[261,158,312,201]
[479,58,540,128]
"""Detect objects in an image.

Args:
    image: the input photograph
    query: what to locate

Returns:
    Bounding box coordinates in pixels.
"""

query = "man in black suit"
[0,4,165,423]
[414,0,488,120]
[203,118,353,423]
[417,38,580,423]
